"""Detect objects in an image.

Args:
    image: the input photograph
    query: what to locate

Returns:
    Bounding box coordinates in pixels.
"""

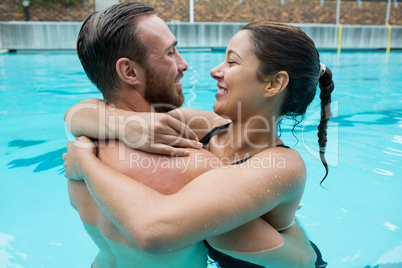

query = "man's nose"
[177,53,188,72]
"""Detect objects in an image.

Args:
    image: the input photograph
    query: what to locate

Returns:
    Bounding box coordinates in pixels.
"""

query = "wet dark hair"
[77,2,155,100]
[242,22,335,184]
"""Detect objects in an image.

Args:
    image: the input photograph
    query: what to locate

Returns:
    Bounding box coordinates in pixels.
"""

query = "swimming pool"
[0,50,401,267]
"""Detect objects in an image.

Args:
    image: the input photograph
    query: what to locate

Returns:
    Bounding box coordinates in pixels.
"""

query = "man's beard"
[144,65,184,113]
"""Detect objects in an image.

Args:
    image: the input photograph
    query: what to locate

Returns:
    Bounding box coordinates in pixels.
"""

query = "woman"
[64,22,334,267]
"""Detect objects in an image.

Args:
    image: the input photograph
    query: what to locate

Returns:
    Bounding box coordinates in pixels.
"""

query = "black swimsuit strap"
[200,122,290,164]
[231,144,290,165]
[204,240,327,268]
[231,156,252,165]
[199,122,231,148]
[204,241,264,268]
[276,144,290,149]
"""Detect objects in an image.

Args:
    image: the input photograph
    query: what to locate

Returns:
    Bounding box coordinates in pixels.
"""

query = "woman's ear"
[115,58,140,86]
[263,71,289,98]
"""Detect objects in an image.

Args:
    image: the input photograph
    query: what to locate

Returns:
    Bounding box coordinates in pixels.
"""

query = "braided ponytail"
[317,65,335,184]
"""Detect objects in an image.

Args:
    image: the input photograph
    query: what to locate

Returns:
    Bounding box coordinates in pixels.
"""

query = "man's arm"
[64,98,202,156]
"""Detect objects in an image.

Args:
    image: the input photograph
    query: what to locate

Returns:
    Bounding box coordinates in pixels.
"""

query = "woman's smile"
[216,84,228,97]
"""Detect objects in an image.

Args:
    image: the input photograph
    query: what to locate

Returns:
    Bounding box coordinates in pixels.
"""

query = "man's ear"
[263,71,289,98]
[115,58,141,86]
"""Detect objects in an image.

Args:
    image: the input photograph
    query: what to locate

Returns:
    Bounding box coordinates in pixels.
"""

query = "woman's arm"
[64,98,202,156]
[207,220,316,268]
[63,136,306,254]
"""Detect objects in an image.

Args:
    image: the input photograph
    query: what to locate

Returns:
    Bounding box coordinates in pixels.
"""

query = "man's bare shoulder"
[97,140,218,194]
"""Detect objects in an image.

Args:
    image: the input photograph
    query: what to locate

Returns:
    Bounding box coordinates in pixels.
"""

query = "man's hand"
[63,136,97,180]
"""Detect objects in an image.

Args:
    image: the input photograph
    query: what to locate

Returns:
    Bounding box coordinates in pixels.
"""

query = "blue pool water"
[1,51,401,267]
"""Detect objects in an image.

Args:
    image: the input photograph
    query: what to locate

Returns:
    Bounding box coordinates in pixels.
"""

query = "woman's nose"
[210,62,224,80]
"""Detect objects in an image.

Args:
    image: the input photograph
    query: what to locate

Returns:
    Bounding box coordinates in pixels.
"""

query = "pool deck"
[0,22,401,52]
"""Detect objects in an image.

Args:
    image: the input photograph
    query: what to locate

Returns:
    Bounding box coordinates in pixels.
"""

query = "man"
[67,2,217,267]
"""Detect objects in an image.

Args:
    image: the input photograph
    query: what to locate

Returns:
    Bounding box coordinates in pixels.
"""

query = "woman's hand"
[63,136,97,180]
[64,99,202,157]
[120,112,202,157]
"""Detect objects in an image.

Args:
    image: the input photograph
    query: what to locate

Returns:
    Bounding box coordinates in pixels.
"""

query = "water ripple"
[372,168,394,176]
[381,221,400,232]
[391,136,402,144]
[383,147,402,157]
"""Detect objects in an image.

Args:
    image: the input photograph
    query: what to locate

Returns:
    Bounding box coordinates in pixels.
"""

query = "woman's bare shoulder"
[252,147,306,189]
[169,107,230,139]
